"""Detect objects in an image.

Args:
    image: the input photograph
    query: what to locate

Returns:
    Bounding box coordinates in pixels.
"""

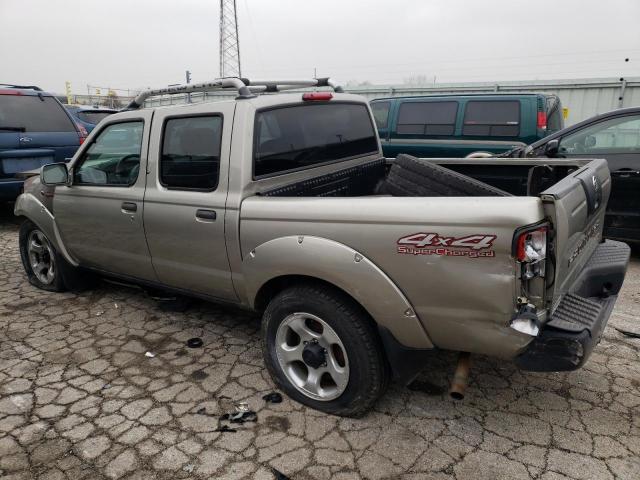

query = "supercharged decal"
[397,233,497,258]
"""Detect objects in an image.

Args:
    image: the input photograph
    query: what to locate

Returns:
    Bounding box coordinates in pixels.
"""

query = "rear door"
[556,113,640,242]
[143,102,237,301]
[540,158,611,306]
[54,110,156,281]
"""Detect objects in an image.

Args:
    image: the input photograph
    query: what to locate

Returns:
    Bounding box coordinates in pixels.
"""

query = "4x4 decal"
[397,233,497,258]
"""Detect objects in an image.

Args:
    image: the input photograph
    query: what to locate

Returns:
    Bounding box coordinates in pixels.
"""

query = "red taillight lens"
[76,122,88,144]
[537,111,547,130]
[0,89,23,95]
[516,227,547,262]
[302,92,333,101]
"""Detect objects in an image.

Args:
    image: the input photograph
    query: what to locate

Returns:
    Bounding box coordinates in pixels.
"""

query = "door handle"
[195,209,217,221]
[121,202,137,213]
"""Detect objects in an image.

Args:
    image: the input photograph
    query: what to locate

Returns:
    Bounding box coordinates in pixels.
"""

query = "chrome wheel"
[275,312,350,401]
[27,230,56,285]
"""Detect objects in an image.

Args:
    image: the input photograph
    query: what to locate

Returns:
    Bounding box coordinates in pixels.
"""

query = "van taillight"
[537,111,547,130]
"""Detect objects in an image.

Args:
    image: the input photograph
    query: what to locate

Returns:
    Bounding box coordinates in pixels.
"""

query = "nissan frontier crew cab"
[15,77,630,417]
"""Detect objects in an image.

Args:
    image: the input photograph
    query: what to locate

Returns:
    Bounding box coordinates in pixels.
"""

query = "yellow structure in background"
[64,81,72,105]
[562,108,569,120]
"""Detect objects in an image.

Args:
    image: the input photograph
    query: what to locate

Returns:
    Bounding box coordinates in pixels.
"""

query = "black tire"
[19,220,92,292]
[262,283,389,417]
[382,154,512,197]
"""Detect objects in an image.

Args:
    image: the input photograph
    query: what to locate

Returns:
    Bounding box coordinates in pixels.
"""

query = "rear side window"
[463,101,520,137]
[0,95,76,132]
[371,101,391,129]
[161,115,222,191]
[396,101,457,136]
[254,103,378,178]
[76,111,114,125]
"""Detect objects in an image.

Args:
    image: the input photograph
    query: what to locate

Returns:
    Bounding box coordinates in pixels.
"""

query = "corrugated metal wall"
[143,76,640,126]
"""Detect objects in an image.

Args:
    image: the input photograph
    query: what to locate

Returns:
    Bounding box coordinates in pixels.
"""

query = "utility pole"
[219,0,241,78]
[185,70,192,103]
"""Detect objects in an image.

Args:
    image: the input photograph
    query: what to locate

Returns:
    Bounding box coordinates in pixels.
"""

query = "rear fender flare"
[13,193,78,266]
[242,235,433,349]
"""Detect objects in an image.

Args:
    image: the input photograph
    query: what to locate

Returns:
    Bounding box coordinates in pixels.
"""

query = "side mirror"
[544,138,560,157]
[41,163,69,186]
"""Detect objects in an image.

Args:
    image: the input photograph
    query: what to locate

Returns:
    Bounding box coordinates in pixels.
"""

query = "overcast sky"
[1,0,638,95]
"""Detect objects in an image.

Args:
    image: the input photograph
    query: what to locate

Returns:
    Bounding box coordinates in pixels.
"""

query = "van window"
[371,101,391,129]
[463,101,520,137]
[253,103,378,178]
[161,115,222,191]
[396,101,457,136]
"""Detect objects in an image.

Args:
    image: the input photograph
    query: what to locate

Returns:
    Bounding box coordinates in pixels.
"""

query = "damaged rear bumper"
[515,240,630,372]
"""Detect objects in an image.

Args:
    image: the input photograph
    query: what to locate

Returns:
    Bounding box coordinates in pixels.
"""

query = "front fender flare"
[13,193,78,266]
[242,235,433,349]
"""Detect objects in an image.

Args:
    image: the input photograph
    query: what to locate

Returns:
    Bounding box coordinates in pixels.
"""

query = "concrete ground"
[1,203,639,480]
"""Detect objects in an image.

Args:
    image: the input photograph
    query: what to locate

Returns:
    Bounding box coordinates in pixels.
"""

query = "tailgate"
[540,158,611,308]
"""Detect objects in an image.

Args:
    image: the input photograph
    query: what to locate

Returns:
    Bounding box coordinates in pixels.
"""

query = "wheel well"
[254,275,372,321]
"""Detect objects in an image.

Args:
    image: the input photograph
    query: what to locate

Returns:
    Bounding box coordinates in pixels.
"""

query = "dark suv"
[0,85,86,201]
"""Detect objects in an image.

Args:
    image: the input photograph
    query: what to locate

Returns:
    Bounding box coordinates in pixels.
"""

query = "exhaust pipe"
[449,352,471,400]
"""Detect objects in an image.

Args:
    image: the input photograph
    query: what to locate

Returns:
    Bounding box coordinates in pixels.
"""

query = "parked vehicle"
[15,78,629,416]
[497,107,640,244]
[371,93,563,159]
[0,84,87,201]
[65,105,117,133]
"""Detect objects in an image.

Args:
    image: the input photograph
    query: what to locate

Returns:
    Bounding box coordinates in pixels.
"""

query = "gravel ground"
[1,203,639,480]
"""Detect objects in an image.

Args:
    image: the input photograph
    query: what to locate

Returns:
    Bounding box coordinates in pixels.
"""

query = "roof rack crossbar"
[125,77,343,109]
[0,84,43,91]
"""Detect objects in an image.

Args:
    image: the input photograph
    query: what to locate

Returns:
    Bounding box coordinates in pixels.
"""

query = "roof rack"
[125,77,344,110]
[0,83,43,91]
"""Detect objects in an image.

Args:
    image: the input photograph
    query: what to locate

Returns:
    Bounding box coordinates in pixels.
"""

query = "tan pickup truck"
[14,78,630,416]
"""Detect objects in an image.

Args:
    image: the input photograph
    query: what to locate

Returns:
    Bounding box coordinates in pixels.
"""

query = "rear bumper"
[515,240,630,372]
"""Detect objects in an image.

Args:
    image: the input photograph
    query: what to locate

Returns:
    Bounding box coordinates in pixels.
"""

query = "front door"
[54,110,157,281]
[557,113,640,242]
[143,103,237,301]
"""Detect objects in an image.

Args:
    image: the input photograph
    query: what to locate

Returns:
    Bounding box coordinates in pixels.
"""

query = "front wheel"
[262,283,389,417]
[19,220,66,292]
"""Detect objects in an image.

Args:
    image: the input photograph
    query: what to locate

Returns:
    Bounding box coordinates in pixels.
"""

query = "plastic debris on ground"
[262,392,283,404]
[272,468,291,480]
[144,351,155,358]
[616,327,640,339]
[186,337,203,348]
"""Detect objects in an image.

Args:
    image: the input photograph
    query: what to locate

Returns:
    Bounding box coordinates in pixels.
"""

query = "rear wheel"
[262,283,389,417]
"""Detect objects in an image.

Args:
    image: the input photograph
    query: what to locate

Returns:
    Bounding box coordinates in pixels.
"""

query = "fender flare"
[242,235,433,349]
[13,193,78,266]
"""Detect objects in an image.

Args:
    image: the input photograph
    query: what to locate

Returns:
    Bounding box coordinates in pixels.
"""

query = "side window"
[559,115,640,155]
[371,101,391,129]
[396,101,457,136]
[74,121,144,186]
[161,115,222,191]
[462,101,520,137]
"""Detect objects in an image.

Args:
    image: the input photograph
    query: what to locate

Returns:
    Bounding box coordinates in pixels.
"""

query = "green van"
[371,93,563,158]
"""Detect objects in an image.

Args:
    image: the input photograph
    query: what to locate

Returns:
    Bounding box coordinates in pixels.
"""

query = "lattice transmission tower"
[219,0,241,78]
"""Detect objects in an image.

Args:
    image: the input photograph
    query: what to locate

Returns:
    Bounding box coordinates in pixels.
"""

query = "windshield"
[0,95,77,132]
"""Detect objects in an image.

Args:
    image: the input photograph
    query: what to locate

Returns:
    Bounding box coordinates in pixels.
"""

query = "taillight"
[537,111,547,130]
[0,89,23,95]
[302,92,333,101]
[76,122,88,145]
[515,226,547,279]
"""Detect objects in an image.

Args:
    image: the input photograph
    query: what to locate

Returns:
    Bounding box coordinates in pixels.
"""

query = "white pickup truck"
[15,78,630,416]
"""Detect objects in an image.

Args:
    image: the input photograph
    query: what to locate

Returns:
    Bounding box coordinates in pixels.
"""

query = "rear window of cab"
[253,102,378,179]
